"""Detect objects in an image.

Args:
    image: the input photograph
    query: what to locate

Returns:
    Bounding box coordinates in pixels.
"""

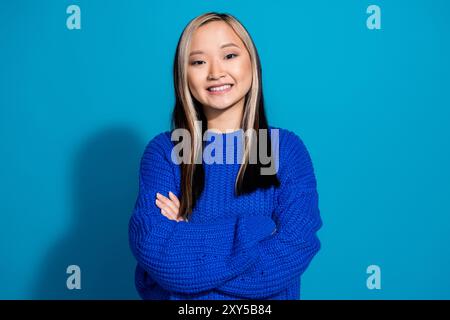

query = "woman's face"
[187,21,252,113]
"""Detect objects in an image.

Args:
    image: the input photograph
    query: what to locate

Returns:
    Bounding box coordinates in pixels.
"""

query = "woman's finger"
[155,198,175,216]
[168,191,180,208]
[161,208,177,221]
[155,199,176,217]
[156,193,179,215]
[155,196,177,216]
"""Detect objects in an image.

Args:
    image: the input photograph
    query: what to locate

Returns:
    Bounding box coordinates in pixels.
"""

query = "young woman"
[129,12,322,300]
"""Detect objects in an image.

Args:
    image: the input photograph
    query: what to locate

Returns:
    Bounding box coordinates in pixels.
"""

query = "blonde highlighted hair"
[171,12,279,220]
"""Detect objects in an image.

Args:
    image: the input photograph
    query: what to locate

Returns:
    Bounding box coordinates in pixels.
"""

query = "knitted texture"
[128,126,322,300]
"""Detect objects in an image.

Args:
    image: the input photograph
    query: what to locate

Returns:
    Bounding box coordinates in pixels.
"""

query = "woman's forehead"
[190,21,243,51]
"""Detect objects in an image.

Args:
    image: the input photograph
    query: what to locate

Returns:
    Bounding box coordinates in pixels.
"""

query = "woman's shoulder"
[144,130,174,151]
[141,130,176,167]
[268,126,316,185]
[268,125,309,155]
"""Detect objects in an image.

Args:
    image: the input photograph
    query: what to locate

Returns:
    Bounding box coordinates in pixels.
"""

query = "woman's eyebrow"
[220,42,240,49]
[189,42,240,56]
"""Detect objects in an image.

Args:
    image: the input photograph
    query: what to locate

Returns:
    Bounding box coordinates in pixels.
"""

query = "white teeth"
[209,84,231,92]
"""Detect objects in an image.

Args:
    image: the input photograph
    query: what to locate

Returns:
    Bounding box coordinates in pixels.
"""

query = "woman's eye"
[191,60,204,66]
[225,53,238,59]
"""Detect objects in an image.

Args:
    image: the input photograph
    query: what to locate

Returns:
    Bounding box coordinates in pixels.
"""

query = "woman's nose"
[207,59,226,80]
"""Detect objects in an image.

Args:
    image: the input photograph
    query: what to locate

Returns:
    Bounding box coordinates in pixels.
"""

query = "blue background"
[1,0,449,299]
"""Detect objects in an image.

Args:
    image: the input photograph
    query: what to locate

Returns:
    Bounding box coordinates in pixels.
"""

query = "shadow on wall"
[32,126,145,299]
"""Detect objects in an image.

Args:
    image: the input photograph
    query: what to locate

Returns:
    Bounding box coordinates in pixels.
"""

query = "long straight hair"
[171,12,280,220]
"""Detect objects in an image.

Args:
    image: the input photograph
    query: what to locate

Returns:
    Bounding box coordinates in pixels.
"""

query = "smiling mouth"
[207,84,234,93]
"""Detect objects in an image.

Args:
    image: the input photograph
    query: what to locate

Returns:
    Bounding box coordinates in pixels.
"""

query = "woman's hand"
[155,191,185,222]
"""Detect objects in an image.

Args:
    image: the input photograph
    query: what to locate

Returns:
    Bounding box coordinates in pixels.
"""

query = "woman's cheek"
[187,82,201,101]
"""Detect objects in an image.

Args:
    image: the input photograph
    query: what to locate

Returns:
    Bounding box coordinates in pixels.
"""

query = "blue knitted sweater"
[128,126,322,300]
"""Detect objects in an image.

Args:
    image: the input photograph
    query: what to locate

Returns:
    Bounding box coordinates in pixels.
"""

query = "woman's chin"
[203,99,241,111]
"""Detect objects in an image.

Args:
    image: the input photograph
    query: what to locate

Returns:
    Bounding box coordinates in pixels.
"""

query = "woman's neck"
[203,98,244,133]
